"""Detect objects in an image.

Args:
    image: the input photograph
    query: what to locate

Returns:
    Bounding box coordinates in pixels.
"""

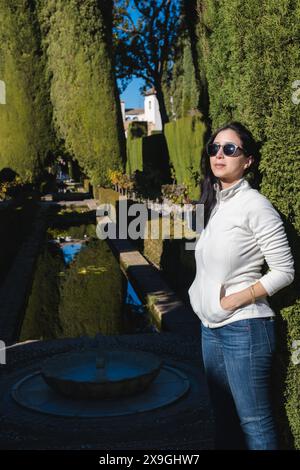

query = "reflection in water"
[62,242,143,312]
[20,228,124,339]
[61,243,85,264]
[126,280,142,306]
[20,224,152,341]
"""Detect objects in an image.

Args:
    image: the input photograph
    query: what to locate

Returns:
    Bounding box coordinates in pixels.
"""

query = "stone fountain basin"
[41,350,162,400]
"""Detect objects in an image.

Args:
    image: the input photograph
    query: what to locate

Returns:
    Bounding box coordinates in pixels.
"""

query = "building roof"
[143,87,156,96]
[125,108,144,115]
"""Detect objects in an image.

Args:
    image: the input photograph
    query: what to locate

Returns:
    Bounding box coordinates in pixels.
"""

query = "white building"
[122,87,162,136]
[120,100,125,122]
[143,87,162,132]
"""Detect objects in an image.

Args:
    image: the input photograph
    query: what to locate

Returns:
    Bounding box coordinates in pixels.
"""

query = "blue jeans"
[201,317,278,450]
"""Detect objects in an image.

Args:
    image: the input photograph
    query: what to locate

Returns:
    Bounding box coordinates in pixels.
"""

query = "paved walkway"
[95,201,200,335]
[107,237,200,335]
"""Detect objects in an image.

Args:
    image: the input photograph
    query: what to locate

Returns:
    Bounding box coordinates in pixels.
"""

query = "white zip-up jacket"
[188,177,295,328]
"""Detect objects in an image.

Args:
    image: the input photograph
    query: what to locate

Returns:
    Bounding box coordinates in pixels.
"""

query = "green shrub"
[127,121,148,140]
[93,187,120,206]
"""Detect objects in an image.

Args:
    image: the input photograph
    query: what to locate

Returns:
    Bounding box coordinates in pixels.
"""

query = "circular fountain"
[11,348,190,418]
[41,349,162,399]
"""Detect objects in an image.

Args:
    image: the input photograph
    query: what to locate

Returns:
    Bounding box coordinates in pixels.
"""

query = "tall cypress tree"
[37,0,125,186]
[0,0,54,181]
[182,38,199,117]
[163,36,199,121]
[183,0,211,123]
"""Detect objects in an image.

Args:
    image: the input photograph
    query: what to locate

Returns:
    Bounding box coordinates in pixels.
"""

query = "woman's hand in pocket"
[220,293,237,311]
[220,286,253,311]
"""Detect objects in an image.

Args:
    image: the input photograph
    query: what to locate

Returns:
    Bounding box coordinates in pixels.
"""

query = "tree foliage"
[114,0,182,125]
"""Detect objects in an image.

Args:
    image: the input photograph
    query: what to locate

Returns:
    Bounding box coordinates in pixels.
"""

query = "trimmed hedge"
[126,137,143,175]
[93,186,121,206]
[126,116,205,201]
[126,125,171,199]
[126,121,147,174]
[164,115,206,200]
[142,133,171,182]
[193,0,300,227]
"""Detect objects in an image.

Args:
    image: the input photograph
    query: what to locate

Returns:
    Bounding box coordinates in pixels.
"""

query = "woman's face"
[210,129,253,183]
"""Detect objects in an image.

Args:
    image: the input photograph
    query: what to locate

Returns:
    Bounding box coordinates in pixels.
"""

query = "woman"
[188,122,295,450]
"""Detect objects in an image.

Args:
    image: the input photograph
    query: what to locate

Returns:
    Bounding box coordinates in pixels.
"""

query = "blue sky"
[119,77,145,109]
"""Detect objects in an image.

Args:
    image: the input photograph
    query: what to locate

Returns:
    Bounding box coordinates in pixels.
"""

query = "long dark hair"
[199,121,261,228]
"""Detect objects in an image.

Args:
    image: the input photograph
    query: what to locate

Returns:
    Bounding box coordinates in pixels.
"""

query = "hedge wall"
[126,122,171,198]
[189,0,300,448]
[164,115,206,200]
[193,0,300,226]
[126,137,143,175]
[125,122,147,174]
[126,116,206,201]
[37,0,125,186]
[0,0,54,181]
[142,133,170,182]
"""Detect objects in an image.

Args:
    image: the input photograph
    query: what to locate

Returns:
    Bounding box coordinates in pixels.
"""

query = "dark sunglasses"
[206,142,245,157]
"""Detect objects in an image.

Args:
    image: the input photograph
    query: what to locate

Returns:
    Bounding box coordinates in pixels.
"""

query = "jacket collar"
[213,177,249,201]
